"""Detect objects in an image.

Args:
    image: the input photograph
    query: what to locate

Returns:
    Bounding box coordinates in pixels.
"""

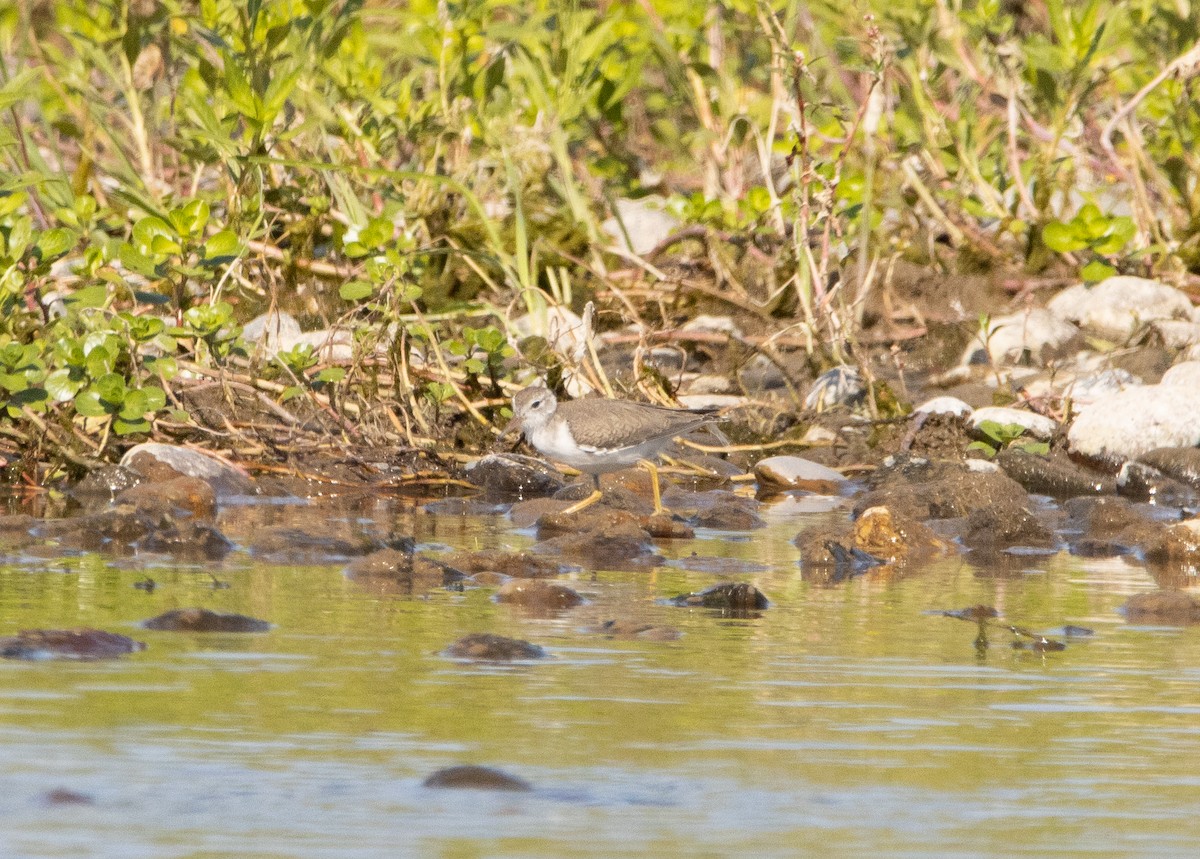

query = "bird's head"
[503,385,558,439]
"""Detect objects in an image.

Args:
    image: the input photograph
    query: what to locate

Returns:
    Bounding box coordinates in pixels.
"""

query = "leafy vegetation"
[1,0,1198,479]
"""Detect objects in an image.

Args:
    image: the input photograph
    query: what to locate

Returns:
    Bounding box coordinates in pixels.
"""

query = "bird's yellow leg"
[560,489,604,515]
[638,459,664,515]
[561,474,603,515]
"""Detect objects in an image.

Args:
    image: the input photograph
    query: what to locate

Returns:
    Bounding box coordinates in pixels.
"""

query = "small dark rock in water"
[0,628,146,661]
[669,582,768,611]
[465,453,566,500]
[42,788,95,806]
[495,579,583,610]
[1135,446,1200,490]
[445,551,567,579]
[72,464,142,498]
[825,541,884,581]
[535,511,659,567]
[995,449,1114,498]
[938,605,1000,622]
[593,619,682,641]
[143,608,270,633]
[248,524,410,563]
[1122,590,1200,624]
[640,513,694,540]
[962,495,1055,552]
[345,548,467,594]
[692,501,766,531]
[134,576,156,592]
[1012,636,1067,653]
[422,765,532,791]
[116,476,218,519]
[1061,625,1095,637]
[1117,461,1198,508]
[444,633,546,661]
[138,521,234,560]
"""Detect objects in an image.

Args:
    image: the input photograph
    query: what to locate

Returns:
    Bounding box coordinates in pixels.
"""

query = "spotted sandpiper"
[506,386,720,514]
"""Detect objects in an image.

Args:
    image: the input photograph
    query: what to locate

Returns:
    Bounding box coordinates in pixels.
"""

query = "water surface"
[1,499,1198,857]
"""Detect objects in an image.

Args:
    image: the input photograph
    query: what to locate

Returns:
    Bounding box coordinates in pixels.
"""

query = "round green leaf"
[339,280,373,301]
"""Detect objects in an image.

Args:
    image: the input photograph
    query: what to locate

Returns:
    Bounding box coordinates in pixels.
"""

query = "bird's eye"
[530,399,542,408]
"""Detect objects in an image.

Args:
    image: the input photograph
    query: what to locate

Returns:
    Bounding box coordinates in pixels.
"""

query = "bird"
[504,385,721,514]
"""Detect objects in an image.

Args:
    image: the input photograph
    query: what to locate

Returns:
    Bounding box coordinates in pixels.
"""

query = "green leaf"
[34,227,76,261]
[203,230,240,260]
[119,387,149,419]
[132,216,178,254]
[169,199,210,238]
[118,242,161,278]
[93,372,128,405]
[143,356,178,380]
[1042,221,1088,253]
[339,280,373,301]
[63,284,109,309]
[315,367,345,384]
[113,416,152,435]
[73,389,110,417]
[141,386,167,411]
[1081,260,1116,282]
[45,368,85,401]
[280,385,305,402]
[966,440,997,458]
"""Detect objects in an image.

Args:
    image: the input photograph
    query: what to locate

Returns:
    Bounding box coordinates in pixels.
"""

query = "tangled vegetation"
[0,0,1198,481]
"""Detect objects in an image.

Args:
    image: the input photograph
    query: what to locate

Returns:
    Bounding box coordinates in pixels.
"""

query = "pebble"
[754,456,848,493]
[964,308,1077,366]
[913,396,973,417]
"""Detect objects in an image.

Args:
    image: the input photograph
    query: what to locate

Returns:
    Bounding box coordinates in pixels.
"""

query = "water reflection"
[0,500,1197,856]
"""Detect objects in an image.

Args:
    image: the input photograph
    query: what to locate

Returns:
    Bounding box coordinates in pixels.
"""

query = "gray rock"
[464,453,566,499]
[804,365,865,411]
[1069,385,1200,463]
[1162,361,1200,388]
[121,442,255,497]
[1047,276,1195,340]
[243,311,302,352]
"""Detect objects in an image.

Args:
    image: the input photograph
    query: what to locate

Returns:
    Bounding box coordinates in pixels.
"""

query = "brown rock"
[593,619,682,640]
[669,582,768,611]
[345,548,467,594]
[0,628,145,660]
[445,551,566,578]
[422,765,531,791]
[143,608,270,632]
[495,579,584,609]
[117,476,217,519]
[1123,590,1200,624]
[854,506,949,562]
[444,633,546,661]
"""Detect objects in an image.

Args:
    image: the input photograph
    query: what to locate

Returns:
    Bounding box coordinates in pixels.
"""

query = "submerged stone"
[143,608,271,633]
[592,619,682,641]
[444,633,546,661]
[692,500,766,531]
[1135,447,1200,489]
[422,765,532,792]
[1122,591,1200,625]
[0,628,145,661]
[116,476,217,519]
[669,582,768,611]
[444,551,567,579]
[345,548,467,594]
[494,579,584,610]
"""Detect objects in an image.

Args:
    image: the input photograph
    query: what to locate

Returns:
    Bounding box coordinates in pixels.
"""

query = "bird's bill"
[498,416,523,441]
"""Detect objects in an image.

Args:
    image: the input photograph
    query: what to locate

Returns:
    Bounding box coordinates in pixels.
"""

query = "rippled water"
[1,497,1199,858]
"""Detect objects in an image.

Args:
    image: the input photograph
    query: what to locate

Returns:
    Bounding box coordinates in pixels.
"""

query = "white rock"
[681,315,744,338]
[243,311,302,352]
[601,198,680,256]
[291,329,356,362]
[1047,276,1194,340]
[121,442,255,497]
[970,406,1058,440]
[1068,384,1200,462]
[962,309,1077,366]
[1151,320,1200,349]
[676,394,747,410]
[1162,361,1200,388]
[965,459,1002,473]
[754,456,848,491]
[683,375,735,395]
[914,396,973,417]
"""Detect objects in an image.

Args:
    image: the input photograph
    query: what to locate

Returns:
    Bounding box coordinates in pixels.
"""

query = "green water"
[1,499,1199,858]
